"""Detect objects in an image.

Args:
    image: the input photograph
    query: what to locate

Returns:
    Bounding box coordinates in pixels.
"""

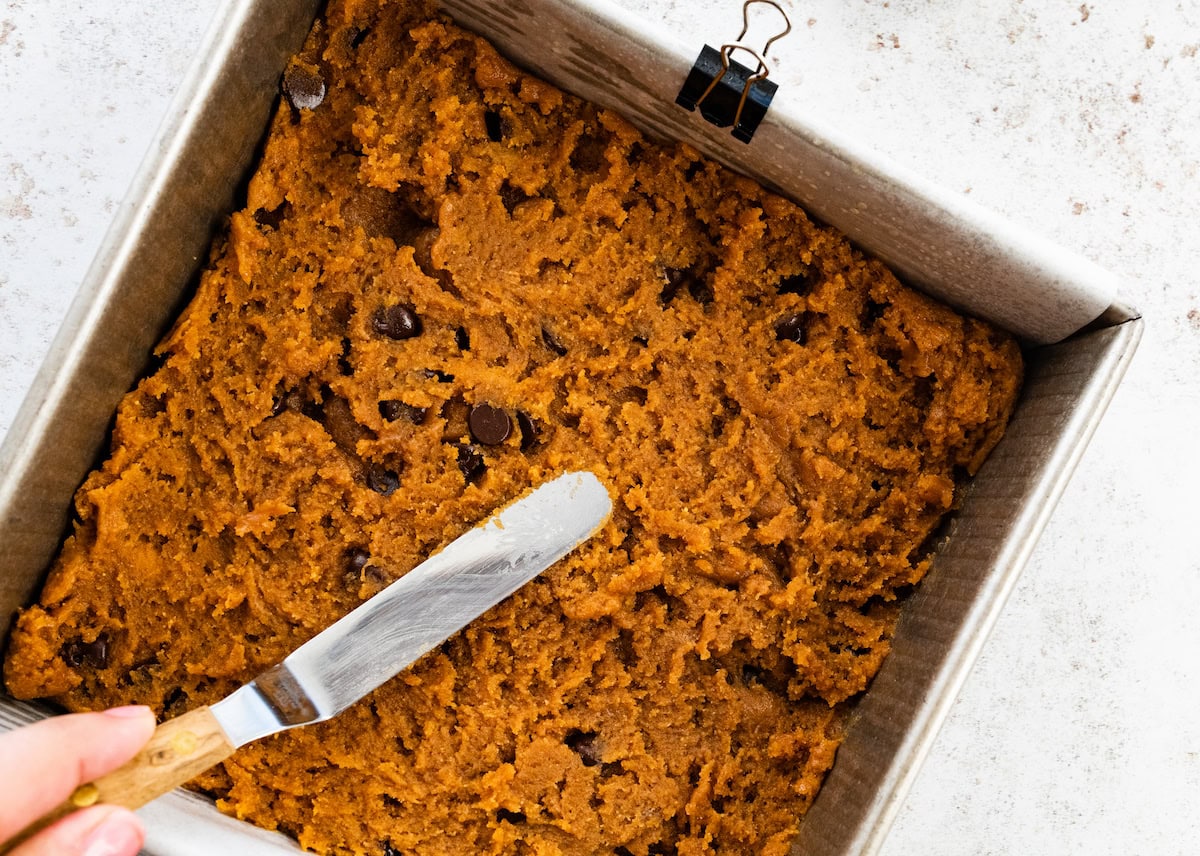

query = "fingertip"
[100,705,156,739]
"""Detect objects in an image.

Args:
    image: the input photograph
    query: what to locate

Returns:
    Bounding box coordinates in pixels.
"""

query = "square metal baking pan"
[0,0,1141,854]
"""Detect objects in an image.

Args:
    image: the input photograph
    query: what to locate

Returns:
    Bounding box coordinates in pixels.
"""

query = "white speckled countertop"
[2,1,1197,853]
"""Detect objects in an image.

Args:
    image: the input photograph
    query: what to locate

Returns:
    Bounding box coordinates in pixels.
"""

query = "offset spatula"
[5,471,611,851]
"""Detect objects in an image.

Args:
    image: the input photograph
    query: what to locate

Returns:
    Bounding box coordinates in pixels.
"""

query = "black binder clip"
[675,0,792,143]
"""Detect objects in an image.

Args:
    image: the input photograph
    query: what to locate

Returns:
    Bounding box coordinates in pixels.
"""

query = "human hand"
[0,706,155,856]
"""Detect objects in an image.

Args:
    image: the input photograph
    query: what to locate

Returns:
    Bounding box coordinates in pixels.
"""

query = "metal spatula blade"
[213,470,612,746]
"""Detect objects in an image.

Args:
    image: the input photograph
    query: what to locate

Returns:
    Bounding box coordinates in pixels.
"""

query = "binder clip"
[675,0,792,143]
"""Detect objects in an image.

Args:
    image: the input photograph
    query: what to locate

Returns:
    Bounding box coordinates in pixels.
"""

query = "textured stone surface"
[1,1,1197,853]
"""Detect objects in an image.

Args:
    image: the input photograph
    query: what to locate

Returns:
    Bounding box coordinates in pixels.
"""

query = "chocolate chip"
[469,404,512,445]
[283,64,326,111]
[379,400,427,424]
[84,636,109,668]
[484,109,503,142]
[345,547,370,574]
[364,564,389,586]
[345,548,388,591]
[541,327,567,356]
[454,443,486,481]
[61,641,83,668]
[343,551,368,588]
[455,326,470,350]
[564,729,601,766]
[253,202,289,230]
[516,411,541,451]
[774,313,809,344]
[371,305,422,340]
[62,634,109,669]
[366,464,400,496]
[382,843,401,856]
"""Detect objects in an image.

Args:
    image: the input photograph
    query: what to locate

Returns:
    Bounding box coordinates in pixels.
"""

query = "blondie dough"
[4,1,1023,853]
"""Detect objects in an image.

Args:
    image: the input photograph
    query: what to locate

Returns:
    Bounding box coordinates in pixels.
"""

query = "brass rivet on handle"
[171,730,199,755]
[69,783,100,808]
[149,729,197,766]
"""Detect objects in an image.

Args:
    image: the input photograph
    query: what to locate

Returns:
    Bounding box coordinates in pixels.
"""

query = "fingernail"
[81,809,142,856]
[102,705,152,719]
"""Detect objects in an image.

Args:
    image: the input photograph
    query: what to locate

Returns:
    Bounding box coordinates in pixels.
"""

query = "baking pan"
[0,0,1141,854]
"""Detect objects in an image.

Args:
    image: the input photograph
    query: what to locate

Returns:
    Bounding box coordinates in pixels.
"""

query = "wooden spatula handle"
[0,706,235,854]
[78,705,234,809]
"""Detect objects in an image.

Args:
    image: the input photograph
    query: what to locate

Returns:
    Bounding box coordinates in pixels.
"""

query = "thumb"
[9,805,143,856]
[0,706,155,843]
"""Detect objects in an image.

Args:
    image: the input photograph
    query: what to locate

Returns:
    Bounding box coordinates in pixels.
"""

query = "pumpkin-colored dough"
[4,1,1023,854]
